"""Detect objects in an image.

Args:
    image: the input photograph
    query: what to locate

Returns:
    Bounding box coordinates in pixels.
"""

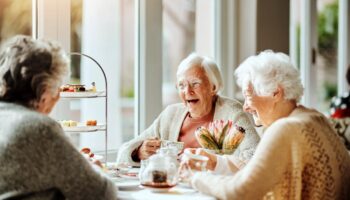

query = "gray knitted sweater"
[0,102,117,200]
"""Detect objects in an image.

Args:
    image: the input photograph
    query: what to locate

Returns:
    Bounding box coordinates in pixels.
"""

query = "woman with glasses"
[117,53,260,170]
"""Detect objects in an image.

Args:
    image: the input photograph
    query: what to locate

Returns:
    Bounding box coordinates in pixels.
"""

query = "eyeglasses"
[176,79,203,91]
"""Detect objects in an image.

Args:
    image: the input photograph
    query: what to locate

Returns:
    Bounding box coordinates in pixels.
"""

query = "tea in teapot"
[139,147,179,189]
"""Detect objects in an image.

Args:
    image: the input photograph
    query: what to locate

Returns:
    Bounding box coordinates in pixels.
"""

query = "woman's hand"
[92,159,103,168]
[137,137,161,160]
[185,148,218,171]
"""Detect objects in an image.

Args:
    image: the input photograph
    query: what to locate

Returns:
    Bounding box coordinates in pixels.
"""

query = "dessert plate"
[93,155,103,161]
[60,91,105,98]
[140,184,176,193]
[119,171,139,180]
[62,124,106,132]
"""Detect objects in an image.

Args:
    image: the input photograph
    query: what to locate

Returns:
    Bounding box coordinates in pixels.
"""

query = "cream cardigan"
[191,106,350,200]
[116,96,260,166]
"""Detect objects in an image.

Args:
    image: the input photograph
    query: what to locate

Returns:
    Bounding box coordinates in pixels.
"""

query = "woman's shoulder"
[1,102,51,125]
[267,107,323,138]
[216,96,243,111]
[20,110,58,129]
[3,104,63,139]
[162,102,187,114]
[217,96,243,107]
[215,96,244,114]
[288,106,327,124]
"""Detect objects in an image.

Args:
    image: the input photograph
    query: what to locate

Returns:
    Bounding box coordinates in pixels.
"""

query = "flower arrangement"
[195,120,245,154]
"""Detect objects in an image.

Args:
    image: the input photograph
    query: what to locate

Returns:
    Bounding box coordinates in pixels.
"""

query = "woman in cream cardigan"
[117,53,260,166]
[187,50,350,200]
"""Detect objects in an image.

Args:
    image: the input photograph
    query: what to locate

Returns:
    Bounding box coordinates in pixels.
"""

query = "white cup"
[183,149,209,172]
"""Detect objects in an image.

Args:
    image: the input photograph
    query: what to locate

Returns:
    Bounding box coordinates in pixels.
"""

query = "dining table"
[108,166,216,200]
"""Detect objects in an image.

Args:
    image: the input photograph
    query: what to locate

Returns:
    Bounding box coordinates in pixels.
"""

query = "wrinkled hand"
[185,148,218,171]
[138,137,161,160]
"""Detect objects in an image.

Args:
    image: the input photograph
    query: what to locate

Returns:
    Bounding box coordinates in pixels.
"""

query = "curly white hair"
[176,53,223,93]
[235,50,304,102]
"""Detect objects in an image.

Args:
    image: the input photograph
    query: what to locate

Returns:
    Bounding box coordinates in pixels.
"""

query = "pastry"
[80,147,94,158]
[60,120,78,127]
[86,120,97,126]
[60,84,86,92]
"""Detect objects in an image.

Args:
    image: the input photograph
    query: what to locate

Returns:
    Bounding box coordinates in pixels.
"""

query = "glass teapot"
[139,147,179,188]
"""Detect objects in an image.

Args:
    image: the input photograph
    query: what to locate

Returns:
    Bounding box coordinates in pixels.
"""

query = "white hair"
[0,35,70,108]
[235,50,304,102]
[176,53,223,93]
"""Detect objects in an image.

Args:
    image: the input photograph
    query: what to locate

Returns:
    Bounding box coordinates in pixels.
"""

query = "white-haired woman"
[117,53,260,166]
[0,35,117,200]
[186,50,350,200]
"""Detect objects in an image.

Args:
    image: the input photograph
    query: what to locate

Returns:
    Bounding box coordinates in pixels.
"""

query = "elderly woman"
[0,36,117,199]
[117,53,259,166]
[186,50,350,200]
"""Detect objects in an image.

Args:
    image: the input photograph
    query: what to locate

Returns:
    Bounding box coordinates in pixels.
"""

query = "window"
[316,0,338,113]
[162,0,196,107]
[0,0,32,44]
[66,0,135,154]
[291,0,339,114]
[162,0,214,107]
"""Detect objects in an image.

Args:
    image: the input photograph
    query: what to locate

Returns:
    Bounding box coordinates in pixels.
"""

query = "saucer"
[114,179,141,191]
[140,183,176,193]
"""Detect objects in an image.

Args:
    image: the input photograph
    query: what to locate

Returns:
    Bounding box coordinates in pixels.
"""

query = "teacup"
[182,148,209,172]
[161,140,184,154]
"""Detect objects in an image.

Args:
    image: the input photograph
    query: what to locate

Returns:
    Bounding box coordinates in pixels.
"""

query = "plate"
[93,155,103,161]
[62,124,106,132]
[119,172,139,180]
[114,180,141,191]
[60,91,105,98]
[140,184,176,193]
[82,154,103,161]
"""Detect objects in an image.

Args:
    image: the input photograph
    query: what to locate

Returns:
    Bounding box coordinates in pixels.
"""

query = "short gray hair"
[176,53,223,93]
[0,35,70,108]
[235,50,304,102]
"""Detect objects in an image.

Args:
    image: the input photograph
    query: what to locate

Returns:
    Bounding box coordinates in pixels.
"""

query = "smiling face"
[242,83,275,127]
[177,65,216,118]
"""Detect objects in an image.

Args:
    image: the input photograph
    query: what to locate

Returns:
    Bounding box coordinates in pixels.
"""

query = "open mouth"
[186,99,199,104]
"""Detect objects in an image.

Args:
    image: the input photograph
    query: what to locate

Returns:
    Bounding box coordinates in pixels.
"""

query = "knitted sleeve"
[116,105,174,165]
[15,116,117,200]
[191,121,292,200]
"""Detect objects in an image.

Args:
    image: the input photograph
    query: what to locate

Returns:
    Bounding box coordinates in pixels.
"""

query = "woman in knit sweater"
[187,50,350,200]
[0,36,117,199]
